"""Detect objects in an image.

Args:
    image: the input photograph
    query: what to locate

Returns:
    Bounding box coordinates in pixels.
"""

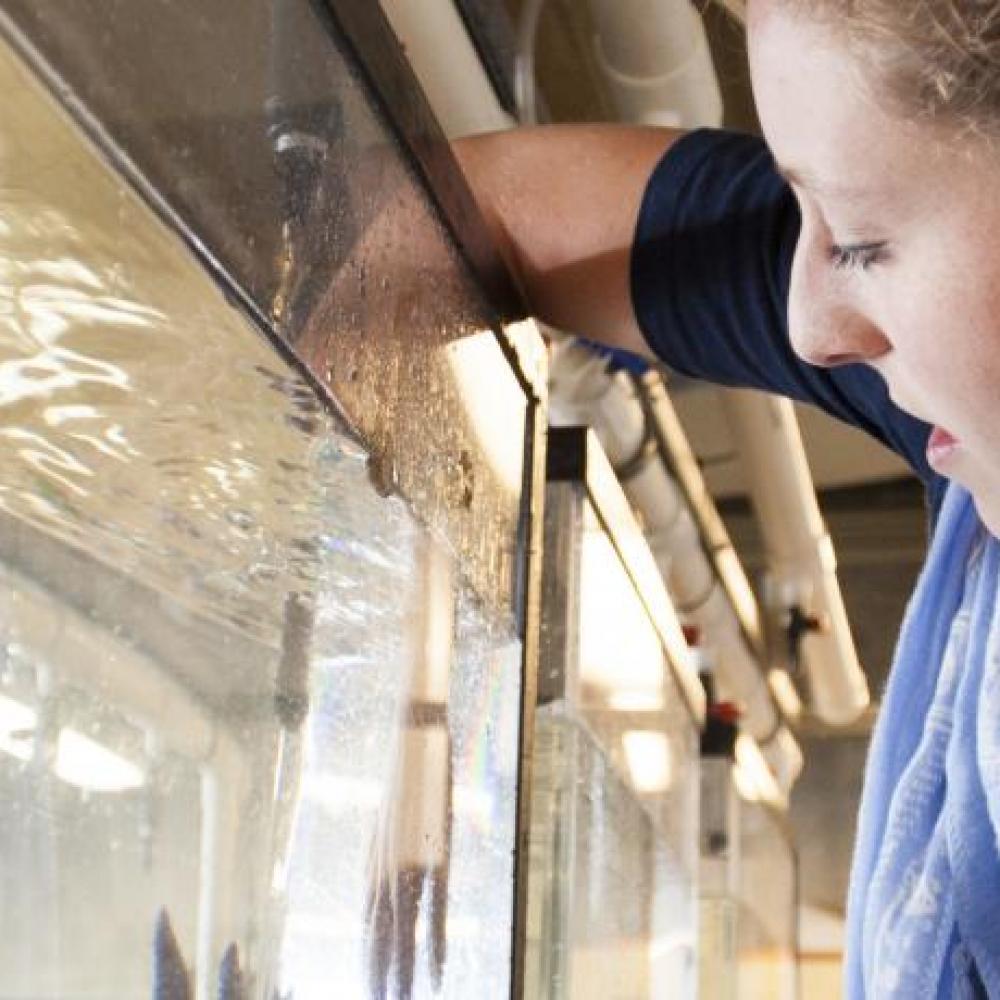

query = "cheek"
[915,228,1000,400]
[928,278,1000,397]
[877,256,1000,398]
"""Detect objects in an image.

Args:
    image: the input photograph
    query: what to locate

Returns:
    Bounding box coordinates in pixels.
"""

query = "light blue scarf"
[845,483,1000,998]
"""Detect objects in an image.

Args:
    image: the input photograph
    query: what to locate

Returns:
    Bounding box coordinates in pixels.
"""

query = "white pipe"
[366,533,455,996]
[721,389,870,726]
[379,0,515,137]
[548,340,646,465]
[195,733,246,1000]
[197,767,221,1000]
[760,725,804,798]
[393,534,454,868]
[587,0,723,128]
[548,341,801,793]
[370,536,455,872]
[514,0,546,125]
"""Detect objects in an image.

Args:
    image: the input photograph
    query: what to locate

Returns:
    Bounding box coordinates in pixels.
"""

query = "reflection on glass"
[577,501,699,880]
[579,523,665,707]
[529,704,698,1000]
[622,731,673,796]
[737,802,798,1000]
[528,480,698,998]
[0,36,524,999]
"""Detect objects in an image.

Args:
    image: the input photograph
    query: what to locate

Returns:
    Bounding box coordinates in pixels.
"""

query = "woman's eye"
[828,241,890,271]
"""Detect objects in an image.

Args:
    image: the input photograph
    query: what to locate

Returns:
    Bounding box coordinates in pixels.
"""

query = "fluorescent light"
[302,773,492,822]
[623,730,673,794]
[0,699,145,791]
[55,727,144,792]
[0,692,36,762]
[580,530,664,701]
[302,773,383,811]
[445,330,528,494]
[608,691,664,713]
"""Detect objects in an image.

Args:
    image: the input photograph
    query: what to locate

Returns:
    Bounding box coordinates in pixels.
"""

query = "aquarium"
[0,4,543,994]
[737,800,799,1000]
[526,428,703,999]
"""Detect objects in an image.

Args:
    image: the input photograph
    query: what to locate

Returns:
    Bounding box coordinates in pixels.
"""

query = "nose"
[787,238,891,369]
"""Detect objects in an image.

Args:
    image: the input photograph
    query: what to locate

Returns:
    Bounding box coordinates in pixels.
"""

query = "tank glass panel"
[0,38,524,999]
[527,482,699,998]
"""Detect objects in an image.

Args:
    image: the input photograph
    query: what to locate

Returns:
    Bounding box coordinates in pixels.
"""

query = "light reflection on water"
[0,35,523,1000]
[0,168,347,643]
[528,703,699,999]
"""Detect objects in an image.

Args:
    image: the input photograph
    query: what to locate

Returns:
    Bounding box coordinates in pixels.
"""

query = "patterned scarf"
[845,484,1000,998]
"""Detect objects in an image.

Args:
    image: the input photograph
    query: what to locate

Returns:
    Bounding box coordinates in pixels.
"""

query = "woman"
[457,2,1000,996]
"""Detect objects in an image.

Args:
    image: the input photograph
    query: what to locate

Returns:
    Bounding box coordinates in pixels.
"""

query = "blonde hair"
[734,1,1000,138]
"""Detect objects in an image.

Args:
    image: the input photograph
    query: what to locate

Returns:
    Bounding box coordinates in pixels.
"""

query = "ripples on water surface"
[0,169,354,644]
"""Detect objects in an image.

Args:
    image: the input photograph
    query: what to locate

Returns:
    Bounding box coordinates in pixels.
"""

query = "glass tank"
[737,800,799,1000]
[526,428,703,999]
[0,5,542,996]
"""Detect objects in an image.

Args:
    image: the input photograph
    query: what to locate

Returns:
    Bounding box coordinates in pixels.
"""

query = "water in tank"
[527,473,700,999]
[0,31,530,998]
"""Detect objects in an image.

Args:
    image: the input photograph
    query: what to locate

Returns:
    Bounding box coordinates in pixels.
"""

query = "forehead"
[746,4,927,199]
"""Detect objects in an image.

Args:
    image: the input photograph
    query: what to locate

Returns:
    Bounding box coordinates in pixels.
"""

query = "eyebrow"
[774,161,874,200]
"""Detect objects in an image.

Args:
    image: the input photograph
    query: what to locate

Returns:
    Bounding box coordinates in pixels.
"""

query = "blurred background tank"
[526,428,703,998]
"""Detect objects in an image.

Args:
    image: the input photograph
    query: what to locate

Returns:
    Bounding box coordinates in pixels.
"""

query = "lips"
[927,425,960,468]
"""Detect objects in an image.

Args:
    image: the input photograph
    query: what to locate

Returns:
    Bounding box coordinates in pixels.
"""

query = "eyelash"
[828,241,890,271]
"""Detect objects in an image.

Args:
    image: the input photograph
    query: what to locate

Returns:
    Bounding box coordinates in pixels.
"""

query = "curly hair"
[736,1,1000,138]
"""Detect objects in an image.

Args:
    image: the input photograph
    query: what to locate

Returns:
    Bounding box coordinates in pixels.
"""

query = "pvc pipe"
[549,342,646,464]
[760,725,804,798]
[197,767,221,1000]
[548,342,799,782]
[588,0,723,128]
[721,389,870,725]
[379,0,515,137]
[514,0,546,125]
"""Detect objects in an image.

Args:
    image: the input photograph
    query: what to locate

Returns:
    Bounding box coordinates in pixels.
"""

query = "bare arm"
[452,125,683,360]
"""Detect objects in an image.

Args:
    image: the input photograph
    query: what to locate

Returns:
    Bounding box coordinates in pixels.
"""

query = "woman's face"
[748,1,1000,535]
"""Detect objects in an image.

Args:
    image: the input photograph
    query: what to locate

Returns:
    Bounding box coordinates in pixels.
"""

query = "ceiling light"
[0,692,36,763]
[623,730,673,794]
[55,727,144,792]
